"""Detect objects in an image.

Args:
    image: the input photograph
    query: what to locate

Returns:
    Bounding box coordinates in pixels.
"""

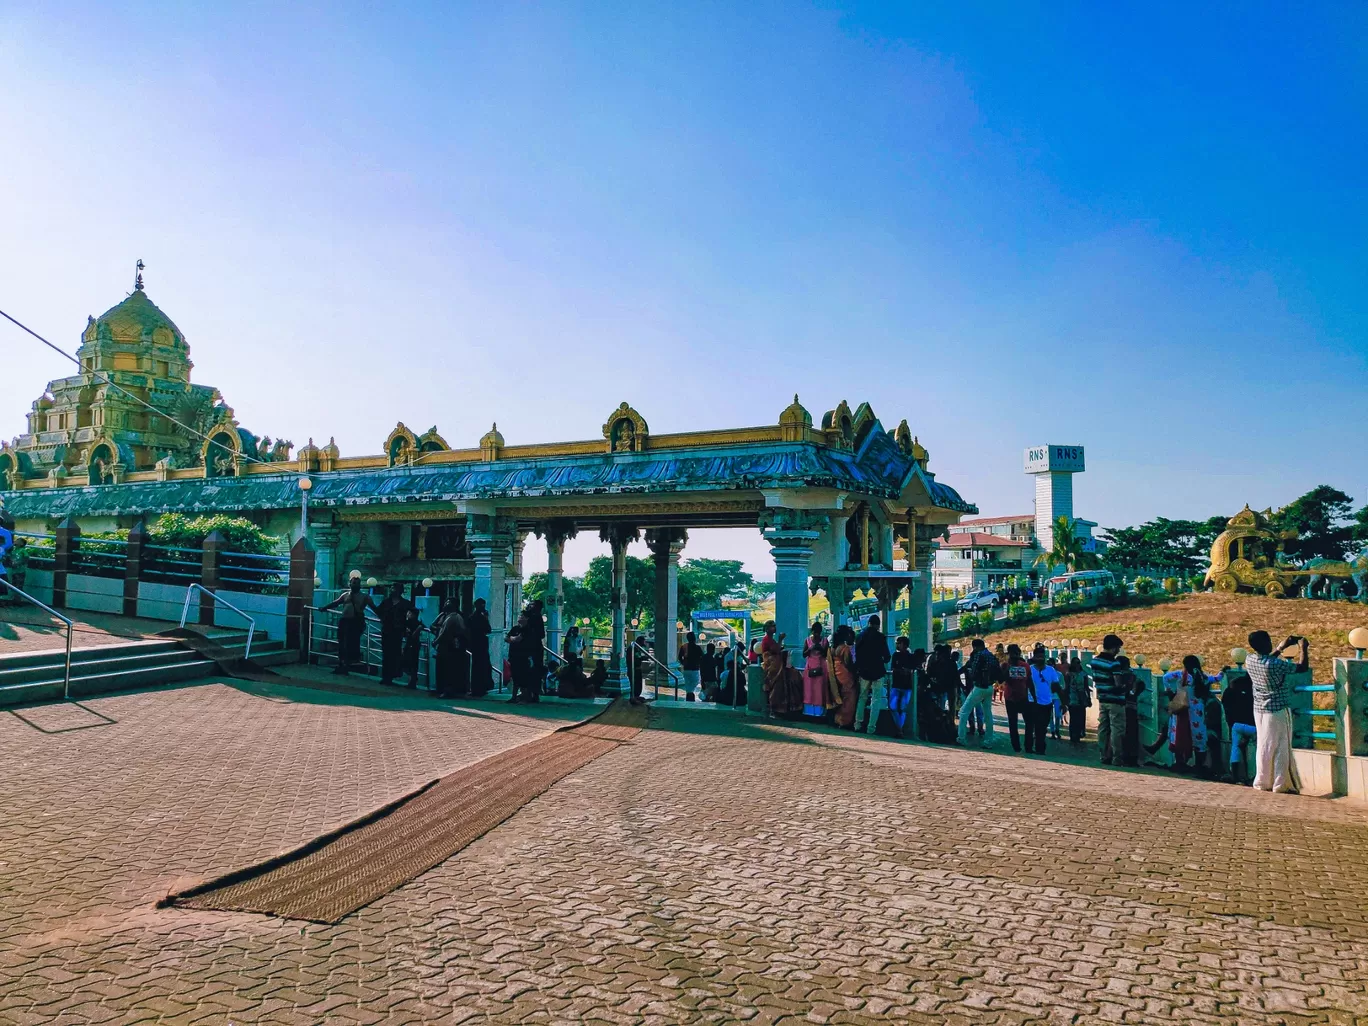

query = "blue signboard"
[691,609,752,621]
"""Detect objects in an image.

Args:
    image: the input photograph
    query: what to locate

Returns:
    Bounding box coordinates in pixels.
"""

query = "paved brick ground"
[3,686,1367,1024]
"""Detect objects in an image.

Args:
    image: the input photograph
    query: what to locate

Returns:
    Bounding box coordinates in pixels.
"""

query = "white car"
[956,590,1000,612]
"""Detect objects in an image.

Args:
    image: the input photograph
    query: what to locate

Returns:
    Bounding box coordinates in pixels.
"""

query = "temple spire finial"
[134,259,145,292]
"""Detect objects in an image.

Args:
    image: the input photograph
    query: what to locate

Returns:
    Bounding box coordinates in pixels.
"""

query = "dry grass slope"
[987,592,1364,678]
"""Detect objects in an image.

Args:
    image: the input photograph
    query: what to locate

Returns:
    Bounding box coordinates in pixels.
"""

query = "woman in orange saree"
[829,625,859,729]
[760,621,802,717]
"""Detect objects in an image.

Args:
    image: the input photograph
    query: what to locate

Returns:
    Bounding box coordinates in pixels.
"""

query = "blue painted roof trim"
[0,437,976,519]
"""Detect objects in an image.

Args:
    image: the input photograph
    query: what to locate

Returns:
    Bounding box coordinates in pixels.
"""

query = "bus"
[1047,570,1116,604]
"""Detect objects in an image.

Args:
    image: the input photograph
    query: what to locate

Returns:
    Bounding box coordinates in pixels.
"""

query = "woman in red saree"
[829,625,859,729]
[760,620,802,717]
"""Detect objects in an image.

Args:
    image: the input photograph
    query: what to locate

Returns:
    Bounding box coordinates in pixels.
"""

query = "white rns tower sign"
[1024,444,1085,554]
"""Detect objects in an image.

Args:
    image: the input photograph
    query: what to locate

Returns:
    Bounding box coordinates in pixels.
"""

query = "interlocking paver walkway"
[3,687,1367,1024]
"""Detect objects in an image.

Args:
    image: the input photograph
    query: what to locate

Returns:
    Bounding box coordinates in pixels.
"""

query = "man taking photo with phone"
[1244,630,1308,794]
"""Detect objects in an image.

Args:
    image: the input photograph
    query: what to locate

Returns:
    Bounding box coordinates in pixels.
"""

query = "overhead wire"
[0,304,267,465]
[2,302,448,476]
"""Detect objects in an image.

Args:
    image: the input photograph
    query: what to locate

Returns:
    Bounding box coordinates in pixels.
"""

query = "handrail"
[634,644,682,683]
[179,584,256,660]
[3,581,74,701]
[633,642,682,701]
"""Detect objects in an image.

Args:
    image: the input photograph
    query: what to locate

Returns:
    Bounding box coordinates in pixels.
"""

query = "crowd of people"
[753,616,1306,795]
[319,582,1309,797]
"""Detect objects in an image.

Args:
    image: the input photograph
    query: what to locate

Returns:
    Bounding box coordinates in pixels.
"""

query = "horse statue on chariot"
[1205,505,1368,602]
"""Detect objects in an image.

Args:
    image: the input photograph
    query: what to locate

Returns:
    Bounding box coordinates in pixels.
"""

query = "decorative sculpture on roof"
[417,426,449,452]
[384,422,419,467]
[779,395,811,442]
[820,400,854,450]
[850,402,878,446]
[479,423,505,461]
[604,402,647,453]
[894,419,913,455]
[256,437,294,462]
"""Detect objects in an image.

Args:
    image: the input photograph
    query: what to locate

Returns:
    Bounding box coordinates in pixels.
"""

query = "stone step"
[0,632,292,708]
[0,657,221,705]
[0,630,247,672]
[0,646,212,687]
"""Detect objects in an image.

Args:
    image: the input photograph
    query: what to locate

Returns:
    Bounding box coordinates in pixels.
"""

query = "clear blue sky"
[1,3,1363,578]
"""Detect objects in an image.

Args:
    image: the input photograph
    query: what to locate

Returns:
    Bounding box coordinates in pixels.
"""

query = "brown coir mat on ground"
[161,699,646,923]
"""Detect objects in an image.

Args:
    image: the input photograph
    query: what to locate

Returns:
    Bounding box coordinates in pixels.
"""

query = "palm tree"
[1034,515,1102,574]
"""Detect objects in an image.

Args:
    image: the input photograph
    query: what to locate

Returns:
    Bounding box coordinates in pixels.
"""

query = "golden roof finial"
[134,258,145,292]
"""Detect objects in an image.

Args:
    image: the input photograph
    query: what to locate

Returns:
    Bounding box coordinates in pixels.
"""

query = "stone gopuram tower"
[2,267,285,488]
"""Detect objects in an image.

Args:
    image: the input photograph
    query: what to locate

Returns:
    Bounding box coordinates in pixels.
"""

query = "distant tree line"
[1101,485,1368,573]
[523,557,773,636]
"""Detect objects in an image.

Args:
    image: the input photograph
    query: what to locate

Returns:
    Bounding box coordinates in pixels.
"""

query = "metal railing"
[179,584,256,660]
[218,550,289,595]
[2,580,74,701]
[306,606,505,693]
[141,543,203,584]
[635,644,683,701]
[70,537,128,579]
[1294,683,1338,744]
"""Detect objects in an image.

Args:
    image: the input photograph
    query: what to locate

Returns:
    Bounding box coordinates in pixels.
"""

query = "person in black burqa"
[322,578,378,675]
[466,598,493,695]
[376,582,415,686]
[400,607,424,688]
[1222,670,1257,785]
[505,610,535,703]
[432,598,469,697]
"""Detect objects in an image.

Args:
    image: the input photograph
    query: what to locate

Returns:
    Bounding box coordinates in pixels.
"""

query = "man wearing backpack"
[854,615,891,733]
[957,638,1000,747]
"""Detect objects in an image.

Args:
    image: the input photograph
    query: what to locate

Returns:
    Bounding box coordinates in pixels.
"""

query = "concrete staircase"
[0,631,295,708]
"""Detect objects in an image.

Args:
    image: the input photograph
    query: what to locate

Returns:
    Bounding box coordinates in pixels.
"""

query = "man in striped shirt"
[1090,634,1126,765]
[1245,630,1308,794]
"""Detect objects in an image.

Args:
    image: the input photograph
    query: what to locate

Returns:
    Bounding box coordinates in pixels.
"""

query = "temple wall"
[21,568,53,606]
[211,588,288,641]
[137,581,193,623]
[64,573,124,615]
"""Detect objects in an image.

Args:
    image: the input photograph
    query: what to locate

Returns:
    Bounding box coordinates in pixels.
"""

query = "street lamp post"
[298,476,313,540]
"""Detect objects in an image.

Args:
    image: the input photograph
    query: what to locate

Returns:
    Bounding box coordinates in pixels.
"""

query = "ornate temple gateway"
[1,284,977,687]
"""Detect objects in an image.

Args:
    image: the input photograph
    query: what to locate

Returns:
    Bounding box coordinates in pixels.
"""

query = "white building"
[933,513,1101,591]
[932,443,1101,591]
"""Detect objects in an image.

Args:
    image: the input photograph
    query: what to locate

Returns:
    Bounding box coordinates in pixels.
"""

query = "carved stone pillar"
[874,578,900,639]
[540,520,577,659]
[310,520,341,601]
[509,531,528,622]
[645,528,687,689]
[469,514,516,673]
[759,509,827,667]
[600,524,639,692]
[905,521,938,654]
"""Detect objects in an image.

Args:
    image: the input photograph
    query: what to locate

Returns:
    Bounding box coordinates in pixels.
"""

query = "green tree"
[1099,516,1225,572]
[149,513,282,554]
[1034,516,1102,574]
[581,555,656,627]
[1272,485,1355,561]
[1353,505,1368,545]
[677,558,753,621]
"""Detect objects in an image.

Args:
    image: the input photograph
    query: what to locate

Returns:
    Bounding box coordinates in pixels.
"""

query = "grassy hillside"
[984,593,1363,679]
